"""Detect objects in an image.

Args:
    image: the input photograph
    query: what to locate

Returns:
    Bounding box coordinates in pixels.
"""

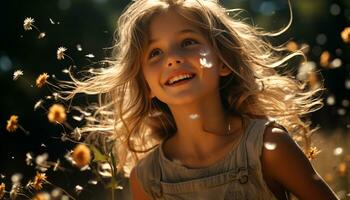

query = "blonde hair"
[60,0,323,176]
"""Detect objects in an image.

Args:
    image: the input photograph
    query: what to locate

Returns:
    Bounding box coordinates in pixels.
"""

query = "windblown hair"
[60,0,323,177]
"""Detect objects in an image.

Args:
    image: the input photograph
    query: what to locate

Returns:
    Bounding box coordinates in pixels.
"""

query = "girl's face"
[141,8,231,106]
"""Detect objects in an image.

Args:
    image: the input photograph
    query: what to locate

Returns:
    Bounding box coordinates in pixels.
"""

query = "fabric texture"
[135,117,280,200]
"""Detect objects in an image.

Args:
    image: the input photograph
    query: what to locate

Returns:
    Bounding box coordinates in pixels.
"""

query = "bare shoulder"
[129,167,152,200]
[260,122,339,200]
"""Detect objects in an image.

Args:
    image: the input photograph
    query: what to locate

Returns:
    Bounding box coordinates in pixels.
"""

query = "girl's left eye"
[182,39,198,47]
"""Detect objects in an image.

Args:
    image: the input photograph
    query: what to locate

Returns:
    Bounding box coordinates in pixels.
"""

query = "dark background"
[0,0,349,199]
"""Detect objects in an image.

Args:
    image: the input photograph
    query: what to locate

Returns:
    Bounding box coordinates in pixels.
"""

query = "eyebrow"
[148,29,199,46]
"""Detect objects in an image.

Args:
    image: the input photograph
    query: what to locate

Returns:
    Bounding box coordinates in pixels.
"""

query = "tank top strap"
[135,147,164,199]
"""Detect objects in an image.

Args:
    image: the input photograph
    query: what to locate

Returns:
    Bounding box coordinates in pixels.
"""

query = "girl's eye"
[182,39,198,47]
[149,49,162,59]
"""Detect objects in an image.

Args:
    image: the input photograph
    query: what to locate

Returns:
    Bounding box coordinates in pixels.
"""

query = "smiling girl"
[63,0,339,199]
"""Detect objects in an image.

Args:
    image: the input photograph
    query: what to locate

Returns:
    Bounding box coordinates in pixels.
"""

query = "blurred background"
[0,0,349,199]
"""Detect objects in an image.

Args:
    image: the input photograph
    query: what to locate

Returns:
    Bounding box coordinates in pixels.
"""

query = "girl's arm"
[261,124,339,200]
[129,168,152,200]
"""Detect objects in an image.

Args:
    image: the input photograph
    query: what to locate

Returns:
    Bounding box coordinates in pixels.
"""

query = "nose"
[168,60,182,67]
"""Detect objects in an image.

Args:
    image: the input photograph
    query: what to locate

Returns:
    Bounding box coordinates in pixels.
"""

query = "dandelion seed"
[23,17,35,31]
[49,18,55,24]
[72,115,83,121]
[57,47,67,60]
[38,32,46,39]
[36,73,49,88]
[0,183,5,199]
[75,185,83,194]
[13,70,23,80]
[71,128,81,141]
[88,180,98,185]
[35,153,49,167]
[330,58,342,68]
[264,142,277,150]
[307,146,321,160]
[341,27,350,43]
[34,99,44,111]
[30,172,47,190]
[6,115,20,132]
[47,104,66,124]
[333,147,343,156]
[53,159,60,171]
[189,114,199,119]
[76,44,82,51]
[297,61,316,81]
[10,183,20,200]
[85,54,95,58]
[98,162,112,177]
[62,69,70,74]
[0,174,5,179]
[26,152,33,166]
[72,144,91,168]
[199,57,213,68]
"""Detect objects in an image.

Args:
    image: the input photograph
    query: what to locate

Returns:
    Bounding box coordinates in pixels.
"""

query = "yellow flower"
[286,41,298,52]
[23,17,35,31]
[30,172,47,190]
[6,115,19,132]
[306,146,321,160]
[36,73,49,88]
[72,144,91,168]
[0,183,5,199]
[341,27,350,43]
[57,47,67,60]
[32,192,50,200]
[320,51,331,68]
[47,104,66,124]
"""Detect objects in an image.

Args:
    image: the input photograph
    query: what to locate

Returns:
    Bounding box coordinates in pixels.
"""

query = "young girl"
[64,0,339,199]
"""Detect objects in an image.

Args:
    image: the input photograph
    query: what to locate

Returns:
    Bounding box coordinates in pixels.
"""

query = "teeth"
[168,74,193,85]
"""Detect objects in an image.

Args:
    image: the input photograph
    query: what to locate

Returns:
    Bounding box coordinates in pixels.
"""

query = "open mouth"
[165,73,196,86]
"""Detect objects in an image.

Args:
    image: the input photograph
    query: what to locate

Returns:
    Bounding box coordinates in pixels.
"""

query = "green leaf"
[90,145,108,162]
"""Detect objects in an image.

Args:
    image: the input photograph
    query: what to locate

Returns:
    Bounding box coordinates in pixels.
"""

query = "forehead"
[147,8,203,42]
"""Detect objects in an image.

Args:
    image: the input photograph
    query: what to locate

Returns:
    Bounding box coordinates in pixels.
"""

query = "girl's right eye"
[149,49,162,59]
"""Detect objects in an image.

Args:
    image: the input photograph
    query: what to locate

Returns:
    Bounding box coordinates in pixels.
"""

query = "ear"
[219,63,232,76]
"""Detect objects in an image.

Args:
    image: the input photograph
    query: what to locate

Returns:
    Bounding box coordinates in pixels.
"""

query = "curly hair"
[59,0,323,177]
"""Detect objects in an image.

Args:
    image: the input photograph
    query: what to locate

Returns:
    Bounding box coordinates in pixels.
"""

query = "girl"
[64,0,339,199]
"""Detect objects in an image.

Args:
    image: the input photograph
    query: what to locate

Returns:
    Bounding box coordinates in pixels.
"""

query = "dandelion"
[47,104,66,124]
[13,70,23,80]
[320,51,331,68]
[0,183,5,199]
[6,115,18,132]
[36,73,49,88]
[341,27,350,43]
[72,144,91,168]
[30,172,47,190]
[23,17,35,31]
[306,146,321,160]
[57,47,67,60]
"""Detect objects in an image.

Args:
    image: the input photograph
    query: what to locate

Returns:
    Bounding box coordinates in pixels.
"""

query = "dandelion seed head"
[333,147,343,156]
[13,70,23,80]
[263,142,277,150]
[326,95,336,106]
[297,61,316,81]
[23,17,34,31]
[6,115,19,132]
[72,144,91,168]
[57,47,67,60]
[36,73,49,88]
[30,172,47,190]
[10,183,20,200]
[11,173,22,184]
[47,104,66,124]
